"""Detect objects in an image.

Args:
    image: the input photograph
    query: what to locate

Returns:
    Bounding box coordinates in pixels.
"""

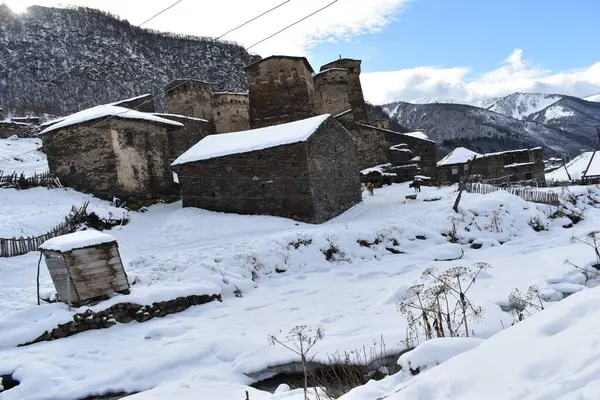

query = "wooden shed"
[39,230,130,306]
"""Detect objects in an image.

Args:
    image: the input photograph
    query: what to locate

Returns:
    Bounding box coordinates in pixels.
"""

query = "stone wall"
[319,59,368,123]
[42,118,178,202]
[383,131,437,178]
[314,68,351,117]
[245,56,317,129]
[165,79,214,121]
[437,148,546,184]
[153,113,214,161]
[175,141,319,222]
[0,121,39,139]
[306,118,361,222]
[340,121,390,170]
[19,293,221,347]
[212,93,250,133]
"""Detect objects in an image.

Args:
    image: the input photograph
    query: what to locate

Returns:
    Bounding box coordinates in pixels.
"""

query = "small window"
[451,166,458,175]
[258,155,263,160]
[349,67,355,73]
[463,164,469,172]
[125,131,134,146]
[217,111,221,116]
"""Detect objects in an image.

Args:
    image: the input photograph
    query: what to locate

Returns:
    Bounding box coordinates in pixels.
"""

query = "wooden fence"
[0,202,89,258]
[0,170,61,189]
[465,182,560,206]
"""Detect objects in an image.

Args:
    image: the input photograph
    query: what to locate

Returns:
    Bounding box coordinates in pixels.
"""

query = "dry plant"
[268,325,325,400]
[398,262,489,346]
[508,285,545,322]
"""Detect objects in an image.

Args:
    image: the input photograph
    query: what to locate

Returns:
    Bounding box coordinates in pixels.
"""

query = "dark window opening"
[258,155,263,160]
[212,191,216,197]
[349,67,355,73]
[217,111,221,116]
[125,131,135,146]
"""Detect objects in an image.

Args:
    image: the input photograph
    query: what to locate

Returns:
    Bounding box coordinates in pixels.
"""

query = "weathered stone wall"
[245,57,317,129]
[319,59,368,123]
[175,142,319,222]
[437,148,546,184]
[372,119,390,130]
[314,68,351,117]
[0,121,39,139]
[153,113,214,161]
[339,121,390,170]
[19,293,221,347]
[42,121,118,196]
[112,94,155,113]
[212,93,250,133]
[165,79,214,121]
[43,119,178,201]
[110,119,177,199]
[306,118,361,222]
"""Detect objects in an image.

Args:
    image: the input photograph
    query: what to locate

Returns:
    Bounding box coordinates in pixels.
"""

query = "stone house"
[165,79,215,122]
[40,104,185,202]
[437,146,546,184]
[244,55,318,129]
[171,114,361,224]
[0,120,39,139]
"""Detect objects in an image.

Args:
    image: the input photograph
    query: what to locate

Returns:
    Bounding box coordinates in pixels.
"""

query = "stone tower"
[211,92,251,134]
[319,59,368,123]
[314,68,351,117]
[244,56,317,129]
[165,79,214,121]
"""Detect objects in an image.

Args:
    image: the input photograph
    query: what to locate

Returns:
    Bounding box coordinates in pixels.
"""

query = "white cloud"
[361,48,600,104]
[4,0,408,56]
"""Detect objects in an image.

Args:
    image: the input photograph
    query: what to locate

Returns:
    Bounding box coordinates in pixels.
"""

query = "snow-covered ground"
[1,138,600,399]
[546,151,600,181]
[0,137,48,176]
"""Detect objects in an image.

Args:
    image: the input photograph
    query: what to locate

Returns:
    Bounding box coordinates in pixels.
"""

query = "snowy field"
[0,137,48,177]
[1,143,600,398]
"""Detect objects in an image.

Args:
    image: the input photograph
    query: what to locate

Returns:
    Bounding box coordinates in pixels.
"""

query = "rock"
[470,242,483,249]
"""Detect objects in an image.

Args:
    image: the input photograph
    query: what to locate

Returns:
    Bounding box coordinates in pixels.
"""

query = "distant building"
[319,58,368,123]
[0,120,39,139]
[165,79,215,121]
[40,105,185,202]
[171,114,361,223]
[211,92,250,133]
[436,147,546,184]
[244,55,318,129]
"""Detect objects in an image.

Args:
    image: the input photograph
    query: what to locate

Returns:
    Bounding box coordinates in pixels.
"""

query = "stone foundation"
[19,293,222,347]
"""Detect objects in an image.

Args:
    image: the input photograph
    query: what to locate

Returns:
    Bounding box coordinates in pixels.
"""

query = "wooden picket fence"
[466,182,560,206]
[0,170,61,189]
[0,202,89,258]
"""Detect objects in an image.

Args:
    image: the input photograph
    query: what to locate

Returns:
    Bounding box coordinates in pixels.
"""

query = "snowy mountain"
[380,101,591,157]
[585,93,600,102]
[0,5,258,116]
[481,92,564,120]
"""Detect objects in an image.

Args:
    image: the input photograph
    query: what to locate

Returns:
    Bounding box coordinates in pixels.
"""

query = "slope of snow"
[39,105,184,135]
[584,93,600,102]
[0,137,48,176]
[437,147,481,166]
[0,174,599,399]
[39,230,117,252]
[546,151,600,181]
[485,93,563,120]
[172,114,330,165]
[542,104,576,122]
[375,286,600,400]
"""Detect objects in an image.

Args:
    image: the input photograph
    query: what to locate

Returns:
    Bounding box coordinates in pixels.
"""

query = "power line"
[246,0,339,50]
[138,0,184,27]
[217,0,292,40]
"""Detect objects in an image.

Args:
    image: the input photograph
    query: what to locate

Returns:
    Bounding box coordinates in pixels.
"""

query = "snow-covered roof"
[314,68,348,77]
[437,147,481,166]
[39,105,184,135]
[212,92,248,96]
[39,230,117,252]
[360,163,391,175]
[172,114,330,166]
[504,161,534,168]
[152,113,209,123]
[109,93,152,106]
[334,109,353,118]
[404,131,430,141]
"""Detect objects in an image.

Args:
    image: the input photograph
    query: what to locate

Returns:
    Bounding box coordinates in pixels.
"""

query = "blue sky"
[310,0,600,74]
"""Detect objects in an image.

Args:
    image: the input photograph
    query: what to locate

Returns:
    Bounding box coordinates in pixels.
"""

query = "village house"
[436,146,546,184]
[171,114,361,224]
[40,104,186,202]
